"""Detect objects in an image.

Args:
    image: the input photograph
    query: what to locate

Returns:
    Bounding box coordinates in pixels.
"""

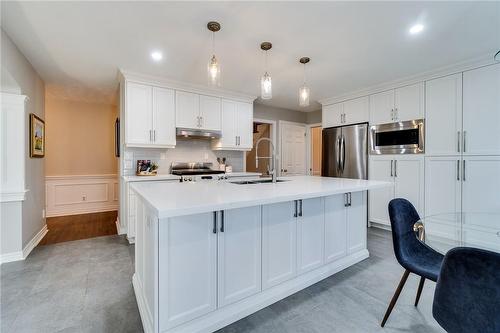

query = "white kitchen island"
[130,176,390,333]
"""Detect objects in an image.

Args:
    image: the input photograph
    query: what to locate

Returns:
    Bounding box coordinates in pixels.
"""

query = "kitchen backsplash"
[122,139,244,176]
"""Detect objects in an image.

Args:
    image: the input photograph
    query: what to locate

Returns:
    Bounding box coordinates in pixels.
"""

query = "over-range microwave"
[369,119,425,155]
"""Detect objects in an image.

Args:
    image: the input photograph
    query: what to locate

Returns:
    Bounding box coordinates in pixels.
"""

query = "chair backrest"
[388,198,425,267]
[433,247,500,333]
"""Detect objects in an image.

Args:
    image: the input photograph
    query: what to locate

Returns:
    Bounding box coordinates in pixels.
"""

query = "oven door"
[369,119,424,154]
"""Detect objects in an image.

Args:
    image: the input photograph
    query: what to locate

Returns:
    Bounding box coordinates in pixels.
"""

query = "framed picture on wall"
[30,113,45,158]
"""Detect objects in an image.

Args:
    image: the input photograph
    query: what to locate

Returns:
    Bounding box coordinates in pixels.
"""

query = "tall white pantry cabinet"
[424,63,500,252]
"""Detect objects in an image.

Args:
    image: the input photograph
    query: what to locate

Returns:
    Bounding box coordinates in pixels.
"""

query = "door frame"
[279,120,308,176]
[244,118,276,172]
[306,122,322,176]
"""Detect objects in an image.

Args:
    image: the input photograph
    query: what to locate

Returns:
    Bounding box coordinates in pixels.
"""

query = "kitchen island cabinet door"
[324,194,348,263]
[347,191,367,254]
[297,198,325,274]
[262,201,297,289]
[158,212,217,331]
[218,207,262,307]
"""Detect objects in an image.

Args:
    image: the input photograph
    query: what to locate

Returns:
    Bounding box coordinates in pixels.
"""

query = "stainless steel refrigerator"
[322,123,368,179]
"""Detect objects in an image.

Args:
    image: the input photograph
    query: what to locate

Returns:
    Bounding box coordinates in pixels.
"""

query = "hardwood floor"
[39,210,118,245]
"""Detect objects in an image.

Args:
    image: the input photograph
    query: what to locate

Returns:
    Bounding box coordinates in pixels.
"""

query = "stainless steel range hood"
[176,128,222,139]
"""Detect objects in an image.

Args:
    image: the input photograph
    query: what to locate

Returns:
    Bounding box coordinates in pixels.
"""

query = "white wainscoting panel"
[45,175,118,217]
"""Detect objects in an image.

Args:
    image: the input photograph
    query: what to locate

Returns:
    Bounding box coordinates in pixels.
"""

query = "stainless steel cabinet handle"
[463,131,466,153]
[298,200,303,217]
[220,210,225,232]
[390,160,393,177]
[394,160,398,177]
[200,116,203,128]
[344,193,349,207]
[213,212,217,234]
[457,131,461,153]
[462,160,466,181]
[391,109,394,121]
[457,160,460,181]
[153,130,156,142]
[294,200,298,217]
[348,192,352,206]
[238,136,241,145]
[394,108,398,120]
[149,130,151,141]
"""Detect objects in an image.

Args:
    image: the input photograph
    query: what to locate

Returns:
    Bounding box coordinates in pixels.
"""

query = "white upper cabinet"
[369,83,423,125]
[322,96,368,128]
[369,90,394,125]
[175,91,201,129]
[199,95,222,131]
[125,82,176,148]
[343,96,369,125]
[322,103,343,128]
[394,83,424,122]
[425,74,463,156]
[212,99,253,150]
[463,64,500,156]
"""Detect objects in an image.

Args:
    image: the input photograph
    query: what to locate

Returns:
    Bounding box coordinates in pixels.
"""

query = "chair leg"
[414,277,425,307]
[381,269,410,327]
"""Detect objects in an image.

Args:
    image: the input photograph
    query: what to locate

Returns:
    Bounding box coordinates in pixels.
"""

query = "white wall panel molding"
[319,54,494,106]
[45,174,118,217]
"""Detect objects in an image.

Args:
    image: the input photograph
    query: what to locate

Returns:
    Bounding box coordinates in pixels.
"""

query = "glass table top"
[415,213,500,254]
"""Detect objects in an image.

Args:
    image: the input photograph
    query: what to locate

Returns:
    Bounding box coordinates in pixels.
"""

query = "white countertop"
[131,176,391,219]
[122,174,181,182]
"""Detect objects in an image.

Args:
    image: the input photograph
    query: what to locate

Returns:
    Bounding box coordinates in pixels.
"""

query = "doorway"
[246,121,274,175]
[309,125,322,176]
[280,121,307,176]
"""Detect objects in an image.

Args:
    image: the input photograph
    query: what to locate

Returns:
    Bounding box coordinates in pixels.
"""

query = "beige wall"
[45,95,118,176]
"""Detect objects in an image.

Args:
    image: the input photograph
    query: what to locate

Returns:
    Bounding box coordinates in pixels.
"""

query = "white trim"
[133,274,154,333]
[306,123,322,176]
[115,217,126,235]
[22,225,48,258]
[319,54,495,106]
[369,221,391,231]
[0,92,28,106]
[1,224,48,264]
[0,190,29,202]
[119,70,256,104]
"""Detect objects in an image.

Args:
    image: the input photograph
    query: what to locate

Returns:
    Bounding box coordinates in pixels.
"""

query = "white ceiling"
[2,1,499,111]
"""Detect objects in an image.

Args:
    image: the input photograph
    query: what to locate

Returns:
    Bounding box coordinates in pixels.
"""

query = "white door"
[343,96,369,125]
[199,95,221,131]
[126,82,152,145]
[262,201,297,289]
[175,91,200,129]
[369,90,394,125]
[368,156,395,226]
[324,194,347,263]
[425,74,463,155]
[218,207,261,307]
[424,156,462,242]
[393,156,425,217]
[158,212,217,330]
[463,64,500,156]
[297,198,325,274]
[236,102,253,149]
[394,83,424,122]
[322,103,343,128]
[219,100,237,148]
[281,123,307,175]
[347,191,367,254]
[153,87,176,147]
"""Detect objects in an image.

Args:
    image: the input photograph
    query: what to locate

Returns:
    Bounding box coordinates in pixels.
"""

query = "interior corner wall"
[1,28,46,249]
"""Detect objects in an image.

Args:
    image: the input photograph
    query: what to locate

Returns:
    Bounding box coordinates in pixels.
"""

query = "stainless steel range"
[171,162,227,182]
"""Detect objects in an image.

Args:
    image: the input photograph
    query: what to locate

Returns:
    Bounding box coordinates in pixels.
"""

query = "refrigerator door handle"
[336,136,341,172]
[341,135,346,172]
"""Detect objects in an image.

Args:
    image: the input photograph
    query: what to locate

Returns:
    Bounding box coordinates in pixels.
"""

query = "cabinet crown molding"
[118,69,257,104]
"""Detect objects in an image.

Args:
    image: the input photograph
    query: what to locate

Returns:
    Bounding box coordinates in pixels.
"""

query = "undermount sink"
[230,179,289,185]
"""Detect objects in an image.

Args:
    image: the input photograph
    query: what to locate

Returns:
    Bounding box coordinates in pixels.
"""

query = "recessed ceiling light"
[409,24,424,35]
[151,51,163,61]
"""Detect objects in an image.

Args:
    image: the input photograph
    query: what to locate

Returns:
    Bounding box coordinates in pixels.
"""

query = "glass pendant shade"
[208,55,221,86]
[261,72,272,100]
[299,85,310,107]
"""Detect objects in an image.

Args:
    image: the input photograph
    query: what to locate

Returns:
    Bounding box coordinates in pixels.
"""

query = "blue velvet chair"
[381,198,444,327]
[432,247,500,333]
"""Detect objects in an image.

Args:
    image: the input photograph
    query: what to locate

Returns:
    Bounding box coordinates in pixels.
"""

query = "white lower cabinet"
[297,198,325,274]
[347,192,368,254]
[217,207,262,307]
[369,155,424,227]
[158,212,217,330]
[324,195,348,263]
[262,201,297,289]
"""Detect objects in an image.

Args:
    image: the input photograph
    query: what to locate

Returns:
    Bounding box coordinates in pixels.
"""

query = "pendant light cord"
[303,63,306,85]
[211,31,215,55]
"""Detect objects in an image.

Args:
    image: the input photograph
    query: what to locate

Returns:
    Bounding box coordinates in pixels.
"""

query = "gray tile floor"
[1,228,445,333]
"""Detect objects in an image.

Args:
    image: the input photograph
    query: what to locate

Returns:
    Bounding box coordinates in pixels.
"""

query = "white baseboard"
[1,224,48,264]
[369,221,391,231]
[115,218,127,235]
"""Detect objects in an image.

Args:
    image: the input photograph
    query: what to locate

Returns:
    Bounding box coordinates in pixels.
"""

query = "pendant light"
[207,21,221,86]
[299,57,311,107]
[260,42,272,100]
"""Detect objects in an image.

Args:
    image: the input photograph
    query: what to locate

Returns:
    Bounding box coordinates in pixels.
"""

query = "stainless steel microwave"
[369,119,425,155]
